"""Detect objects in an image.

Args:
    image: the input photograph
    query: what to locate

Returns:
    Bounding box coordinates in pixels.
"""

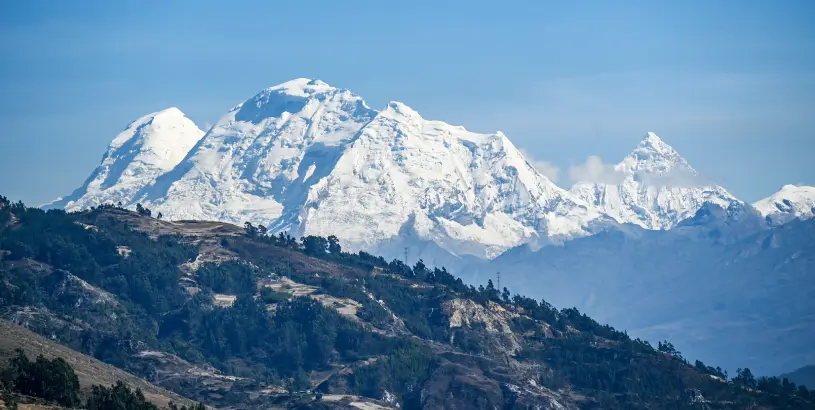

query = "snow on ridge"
[753,184,815,225]
[45,107,205,211]
[47,79,761,261]
[295,93,597,258]
[570,132,741,230]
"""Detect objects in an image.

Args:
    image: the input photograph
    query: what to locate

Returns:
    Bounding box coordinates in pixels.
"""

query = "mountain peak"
[639,131,670,151]
[619,132,692,175]
[230,78,369,126]
[383,101,421,119]
[113,107,199,151]
[155,106,184,116]
[753,184,815,225]
[45,108,205,211]
[570,132,740,230]
[264,78,336,97]
[780,184,810,192]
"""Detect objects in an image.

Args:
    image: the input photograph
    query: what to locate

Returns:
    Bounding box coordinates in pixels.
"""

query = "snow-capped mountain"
[45,108,205,210]
[48,79,752,261]
[753,184,815,225]
[569,133,740,230]
[131,79,604,259]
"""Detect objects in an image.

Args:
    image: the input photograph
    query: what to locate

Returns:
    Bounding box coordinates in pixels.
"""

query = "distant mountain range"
[470,203,815,376]
[44,79,815,375]
[44,78,815,264]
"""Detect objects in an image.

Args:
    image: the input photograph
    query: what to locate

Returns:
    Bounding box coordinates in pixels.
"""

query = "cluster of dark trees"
[195,261,258,294]
[1,349,80,407]
[0,348,204,410]
[87,381,204,410]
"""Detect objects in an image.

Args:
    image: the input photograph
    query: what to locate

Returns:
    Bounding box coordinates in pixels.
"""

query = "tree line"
[0,348,205,410]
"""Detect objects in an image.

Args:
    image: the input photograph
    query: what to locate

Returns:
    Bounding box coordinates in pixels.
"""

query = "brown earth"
[0,319,196,409]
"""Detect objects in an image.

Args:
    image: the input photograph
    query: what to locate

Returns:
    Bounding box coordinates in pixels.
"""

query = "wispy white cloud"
[568,156,625,185]
[569,154,712,188]
[519,148,560,182]
[636,168,712,189]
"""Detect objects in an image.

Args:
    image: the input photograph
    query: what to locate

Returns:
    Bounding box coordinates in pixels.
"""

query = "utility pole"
[404,247,409,266]
[496,271,501,292]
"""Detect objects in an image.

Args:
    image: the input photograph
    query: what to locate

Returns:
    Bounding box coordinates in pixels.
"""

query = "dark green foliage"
[260,286,290,303]
[0,196,10,228]
[86,380,159,410]
[244,221,259,237]
[168,402,207,410]
[1,198,813,409]
[135,203,152,217]
[196,261,257,294]
[658,340,683,359]
[1,388,18,410]
[356,299,391,328]
[362,274,450,340]
[162,294,400,381]
[301,235,329,255]
[733,367,757,389]
[351,343,437,407]
[1,349,80,407]
[694,359,727,379]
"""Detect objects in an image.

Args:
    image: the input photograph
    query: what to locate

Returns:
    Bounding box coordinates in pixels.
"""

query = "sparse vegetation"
[0,197,812,409]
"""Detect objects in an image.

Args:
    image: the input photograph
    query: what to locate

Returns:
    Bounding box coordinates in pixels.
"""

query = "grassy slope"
[0,319,194,409]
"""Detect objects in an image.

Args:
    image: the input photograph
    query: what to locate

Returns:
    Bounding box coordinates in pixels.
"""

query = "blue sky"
[0,0,813,204]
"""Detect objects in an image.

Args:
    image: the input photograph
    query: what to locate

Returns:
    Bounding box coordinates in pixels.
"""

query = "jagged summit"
[570,132,740,230]
[639,131,669,150]
[618,132,694,175]
[45,108,205,210]
[753,184,815,225]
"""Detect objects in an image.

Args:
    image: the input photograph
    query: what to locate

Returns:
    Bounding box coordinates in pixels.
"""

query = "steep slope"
[297,102,605,259]
[45,108,205,210]
[0,319,195,408]
[754,184,815,225]
[569,132,740,230]
[478,203,815,376]
[128,79,605,260]
[138,79,377,231]
[4,197,813,409]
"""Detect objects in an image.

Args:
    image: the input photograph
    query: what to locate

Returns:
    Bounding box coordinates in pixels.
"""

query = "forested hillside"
[1,195,812,409]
